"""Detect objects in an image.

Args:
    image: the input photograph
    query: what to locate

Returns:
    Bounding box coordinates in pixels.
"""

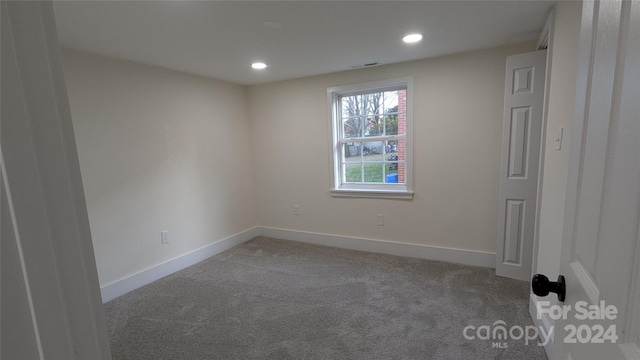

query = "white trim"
[537,8,555,50]
[529,293,555,358]
[327,77,413,95]
[531,6,556,282]
[101,226,497,303]
[330,189,413,200]
[327,76,414,198]
[259,227,495,268]
[0,144,44,359]
[100,227,260,302]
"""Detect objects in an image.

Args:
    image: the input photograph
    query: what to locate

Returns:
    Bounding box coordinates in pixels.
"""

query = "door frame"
[530,7,556,287]
[1,1,111,358]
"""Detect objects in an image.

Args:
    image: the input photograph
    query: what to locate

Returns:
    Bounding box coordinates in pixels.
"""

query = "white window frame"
[328,77,414,199]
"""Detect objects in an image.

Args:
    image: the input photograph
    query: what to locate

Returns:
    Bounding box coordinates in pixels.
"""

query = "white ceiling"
[53,1,556,86]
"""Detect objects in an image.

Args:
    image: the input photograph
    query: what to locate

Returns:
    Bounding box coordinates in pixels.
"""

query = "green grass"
[345,163,398,183]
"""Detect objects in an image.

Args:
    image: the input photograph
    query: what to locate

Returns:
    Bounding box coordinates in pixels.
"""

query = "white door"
[497,50,547,281]
[534,0,640,358]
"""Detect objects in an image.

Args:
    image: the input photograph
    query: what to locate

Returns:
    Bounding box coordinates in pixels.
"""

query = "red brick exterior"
[397,89,406,183]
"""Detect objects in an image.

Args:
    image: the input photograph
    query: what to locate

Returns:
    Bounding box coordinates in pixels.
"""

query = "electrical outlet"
[293,205,300,216]
[376,214,384,226]
[161,230,170,244]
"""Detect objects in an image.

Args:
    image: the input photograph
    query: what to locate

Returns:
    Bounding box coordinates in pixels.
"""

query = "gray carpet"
[104,237,547,359]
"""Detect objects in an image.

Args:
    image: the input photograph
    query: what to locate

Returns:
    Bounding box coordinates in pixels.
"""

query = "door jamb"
[530,7,556,283]
[528,7,556,358]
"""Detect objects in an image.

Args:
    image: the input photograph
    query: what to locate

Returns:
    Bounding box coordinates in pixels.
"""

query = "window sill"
[330,188,414,200]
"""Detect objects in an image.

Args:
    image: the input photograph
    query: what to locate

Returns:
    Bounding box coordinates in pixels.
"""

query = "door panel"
[504,199,525,264]
[508,107,530,178]
[572,0,622,275]
[548,0,640,358]
[497,50,547,281]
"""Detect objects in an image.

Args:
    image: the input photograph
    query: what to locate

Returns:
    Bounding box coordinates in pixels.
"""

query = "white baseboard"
[259,227,496,268]
[101,226,496,303]
[529,293,555,358]
[100,227,260,303]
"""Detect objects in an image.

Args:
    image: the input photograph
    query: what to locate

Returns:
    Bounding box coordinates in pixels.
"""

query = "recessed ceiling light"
[402,33,423,44]
[252,62,267,70]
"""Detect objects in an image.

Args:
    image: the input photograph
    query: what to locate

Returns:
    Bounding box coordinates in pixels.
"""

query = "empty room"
[3,0,640,359]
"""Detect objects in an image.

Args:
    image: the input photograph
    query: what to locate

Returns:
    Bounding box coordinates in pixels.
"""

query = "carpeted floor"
[104,237,547,359]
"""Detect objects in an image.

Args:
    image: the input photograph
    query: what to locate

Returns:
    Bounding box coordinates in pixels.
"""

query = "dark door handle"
[532,274,566,302]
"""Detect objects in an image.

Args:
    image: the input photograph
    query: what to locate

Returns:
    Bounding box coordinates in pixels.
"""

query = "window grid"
[329,77,413,198]
[337,88,406,185]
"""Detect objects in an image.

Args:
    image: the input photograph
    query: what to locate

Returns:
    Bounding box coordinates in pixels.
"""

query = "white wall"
[62,39,554,290]
[62,50,257,286]
[248,42,535,254]
[535,1,581,280]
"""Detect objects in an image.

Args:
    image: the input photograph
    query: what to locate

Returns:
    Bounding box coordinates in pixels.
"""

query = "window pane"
[385,164,399,183]
[384,115,398,136]
[363,141,383,158]
[384,140,397,156]
[343,143,361,161]
[332,79,411,195]
[383,90,399,114]
[342,95,363,118]
[364,115,383,137]
[361,92,383,116]
[384,140,398,162]
[343,116,363,138]
[363,162,384,183]
[345,164,362,183]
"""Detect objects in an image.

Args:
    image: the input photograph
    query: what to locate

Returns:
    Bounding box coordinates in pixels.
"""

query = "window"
[328,77,413,199]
